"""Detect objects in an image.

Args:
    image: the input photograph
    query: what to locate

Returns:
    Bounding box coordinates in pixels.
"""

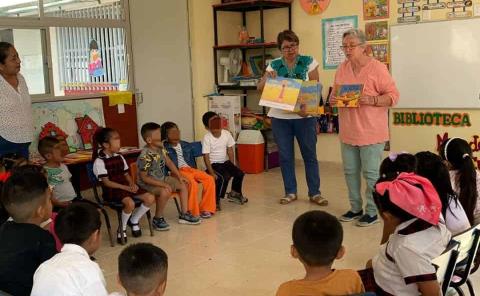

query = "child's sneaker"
[152,217,170,231]
[227,191,248,205]
[356,214,379,227]
[200,211,212,219]
[179,213,201,225]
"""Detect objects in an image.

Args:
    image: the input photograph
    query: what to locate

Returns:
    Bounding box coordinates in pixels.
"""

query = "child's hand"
[180,176,190,185]
[161,184,173,194]
[210,172,218,180]
[129,184,139,193]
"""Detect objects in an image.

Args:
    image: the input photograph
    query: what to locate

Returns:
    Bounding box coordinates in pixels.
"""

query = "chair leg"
[455,286,465,296]
[146,210,154,237]
[116,210,125,245]
[173,197,181,215]
[100,208,114,247]
[466,279,475,296]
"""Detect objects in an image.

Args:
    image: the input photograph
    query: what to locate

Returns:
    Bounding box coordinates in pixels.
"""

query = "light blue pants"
[340,142,385,217]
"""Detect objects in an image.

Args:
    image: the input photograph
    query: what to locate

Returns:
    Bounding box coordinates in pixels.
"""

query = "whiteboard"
[391,18,480,109]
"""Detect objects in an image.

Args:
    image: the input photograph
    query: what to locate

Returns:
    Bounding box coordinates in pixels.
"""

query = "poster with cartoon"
[367,43,389,63]
[88,40,105,77]
[363,0,389,20]
[365,21,388,41]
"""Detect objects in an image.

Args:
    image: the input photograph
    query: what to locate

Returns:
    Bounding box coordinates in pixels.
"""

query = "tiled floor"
[91,162,479,295]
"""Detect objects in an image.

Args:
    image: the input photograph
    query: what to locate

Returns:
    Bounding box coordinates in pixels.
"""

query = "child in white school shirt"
[31,203,108,296]
[366,172,451,296]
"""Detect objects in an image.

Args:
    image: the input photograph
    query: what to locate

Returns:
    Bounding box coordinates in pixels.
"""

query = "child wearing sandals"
[364,171,451,295]
[92,127,155,244]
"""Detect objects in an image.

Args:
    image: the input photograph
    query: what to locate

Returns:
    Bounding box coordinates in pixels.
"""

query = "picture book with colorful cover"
[293,81,323,115]
[260,77,302,111]
[335,84,364,107]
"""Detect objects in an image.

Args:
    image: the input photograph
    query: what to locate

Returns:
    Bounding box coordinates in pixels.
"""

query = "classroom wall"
[188,0,480,163]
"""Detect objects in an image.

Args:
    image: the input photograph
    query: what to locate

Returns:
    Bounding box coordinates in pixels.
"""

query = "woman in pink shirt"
[331,29,399,227]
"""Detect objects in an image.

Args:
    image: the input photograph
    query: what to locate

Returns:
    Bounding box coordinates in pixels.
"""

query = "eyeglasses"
[281,45,298,52]
[340,44,362,51]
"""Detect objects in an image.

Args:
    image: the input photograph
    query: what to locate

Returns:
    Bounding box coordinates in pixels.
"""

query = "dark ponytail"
[441,138,477,224]
[160,121,178,142]
[415,151,458,218]
[92,127,116,160]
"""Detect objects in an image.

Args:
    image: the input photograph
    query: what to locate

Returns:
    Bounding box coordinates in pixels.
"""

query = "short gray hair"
[342,29,366,44]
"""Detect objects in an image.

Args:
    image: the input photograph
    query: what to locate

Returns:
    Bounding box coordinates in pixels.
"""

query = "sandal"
[309,194,328,206]
[280,194,298,205]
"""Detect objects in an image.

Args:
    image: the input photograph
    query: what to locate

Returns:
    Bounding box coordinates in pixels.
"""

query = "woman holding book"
[257,30,326,206]
[330,29,399,227]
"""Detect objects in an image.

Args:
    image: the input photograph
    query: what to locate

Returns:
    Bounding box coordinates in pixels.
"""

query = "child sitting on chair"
[92,127,155,244]
[161,121,216,219]
[367,172,451,295]
[111,243,168,296]
[38,136,77,210]
[137,122,200,231]
[31,203,108,296]
[276,210,364,296]
[202,111,247,210]
[0,168,57,296]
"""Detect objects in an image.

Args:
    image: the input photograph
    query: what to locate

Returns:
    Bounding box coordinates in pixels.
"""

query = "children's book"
[335,84,364,108]
[260,77,302,111]
[293,81,323,115]
[260,77,322,114]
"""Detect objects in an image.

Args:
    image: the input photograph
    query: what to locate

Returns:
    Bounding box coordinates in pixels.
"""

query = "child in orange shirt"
[161,122,216,218]
[276,210,364,296]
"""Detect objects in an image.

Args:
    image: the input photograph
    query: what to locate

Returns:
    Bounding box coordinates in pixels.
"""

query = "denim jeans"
[271,117,320,197]
[0,135,30,159]
[341,142,385,216]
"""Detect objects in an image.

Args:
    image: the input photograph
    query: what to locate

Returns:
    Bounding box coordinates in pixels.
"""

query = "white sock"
[121,211,131,231]
[130,204,150,231]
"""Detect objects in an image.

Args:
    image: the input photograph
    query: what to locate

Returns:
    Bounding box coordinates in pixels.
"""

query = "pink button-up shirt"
[334,58,400,146]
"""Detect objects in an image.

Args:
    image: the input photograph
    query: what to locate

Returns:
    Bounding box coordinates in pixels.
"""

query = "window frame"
[0,0,134,102]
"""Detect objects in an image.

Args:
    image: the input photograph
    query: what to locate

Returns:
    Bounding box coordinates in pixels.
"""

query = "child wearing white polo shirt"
[368,172,451,295]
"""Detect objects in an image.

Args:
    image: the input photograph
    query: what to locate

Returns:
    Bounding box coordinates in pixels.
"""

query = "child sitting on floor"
[0,168,57,296]
[161,121,216,219]
[276,210,365,296]
[111,243,168,296]
[202,111,247,210]
[368,172,451,295]
[31,203,108,296]
[137,122,200,231]
[38,136,77,209]
[92,127,155,244]
[440,137,480,225]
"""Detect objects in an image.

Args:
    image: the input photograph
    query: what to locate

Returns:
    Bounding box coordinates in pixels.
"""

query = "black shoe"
[216,202,222,211]
[356,214,379,227]
[127,220,142,237]
[117,230,127,244]
[338,210,364,222]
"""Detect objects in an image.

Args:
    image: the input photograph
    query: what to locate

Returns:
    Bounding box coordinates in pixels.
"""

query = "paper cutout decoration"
[300,0,331,15]
[88,40,105,77]
[107,91,133,106]
[75,115,99,150]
